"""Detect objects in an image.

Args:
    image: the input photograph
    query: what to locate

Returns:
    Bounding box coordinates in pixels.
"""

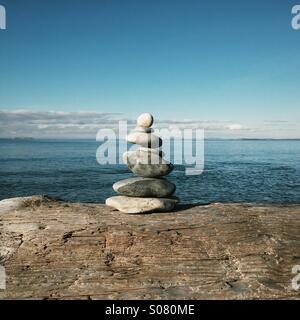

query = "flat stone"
[126,132,162,148]
[106,196,179,214]
[139,147,165,157]
[134,126,154,133]
[123,150,174,177]
[0,196,48,214]
[113,177,176,197]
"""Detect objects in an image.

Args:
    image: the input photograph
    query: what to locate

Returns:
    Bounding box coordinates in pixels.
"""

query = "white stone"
[0,196,45,214]
[137,113,154,128]
[106,196,179,214]
[126,132,162,148]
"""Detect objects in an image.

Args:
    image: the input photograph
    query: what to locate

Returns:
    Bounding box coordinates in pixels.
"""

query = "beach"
[1,195,300,300]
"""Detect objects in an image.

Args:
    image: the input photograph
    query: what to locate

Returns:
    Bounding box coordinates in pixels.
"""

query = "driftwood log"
[0,196,300,300]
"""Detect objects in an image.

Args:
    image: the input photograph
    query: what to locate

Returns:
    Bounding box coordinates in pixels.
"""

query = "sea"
[0,139,299,204]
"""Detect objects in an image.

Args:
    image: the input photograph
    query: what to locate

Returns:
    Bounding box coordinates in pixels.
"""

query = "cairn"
[106,113,178,214]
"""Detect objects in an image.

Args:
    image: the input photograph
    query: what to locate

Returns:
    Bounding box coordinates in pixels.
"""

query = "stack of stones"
[106,113,178,214]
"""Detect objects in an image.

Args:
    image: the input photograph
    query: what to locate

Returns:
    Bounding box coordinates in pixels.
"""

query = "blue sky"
[0,0,299,138]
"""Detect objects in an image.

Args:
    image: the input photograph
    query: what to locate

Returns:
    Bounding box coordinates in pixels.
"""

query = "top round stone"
[137,113,154,128]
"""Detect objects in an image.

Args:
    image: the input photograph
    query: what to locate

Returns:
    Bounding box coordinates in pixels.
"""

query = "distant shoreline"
[1,138,300,141]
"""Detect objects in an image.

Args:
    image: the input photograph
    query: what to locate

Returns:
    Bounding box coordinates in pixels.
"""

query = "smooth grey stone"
[123,150,174,178]
[139,147,165,158]
[106,196,179,214]
[126,132,162,148]
[113,177,176,197]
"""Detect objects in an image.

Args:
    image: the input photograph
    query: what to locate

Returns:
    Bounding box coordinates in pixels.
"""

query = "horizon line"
[1,137,300,141]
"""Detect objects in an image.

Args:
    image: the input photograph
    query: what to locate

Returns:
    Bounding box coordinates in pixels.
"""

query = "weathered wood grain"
[0,196,300,300]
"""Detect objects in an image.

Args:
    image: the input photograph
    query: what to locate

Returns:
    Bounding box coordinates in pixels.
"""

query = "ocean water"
[0,139,299,204]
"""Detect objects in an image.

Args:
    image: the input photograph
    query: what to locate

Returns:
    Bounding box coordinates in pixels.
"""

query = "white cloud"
[0,110,127,138]
[226,124,243,130]
[0,109,298,139]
